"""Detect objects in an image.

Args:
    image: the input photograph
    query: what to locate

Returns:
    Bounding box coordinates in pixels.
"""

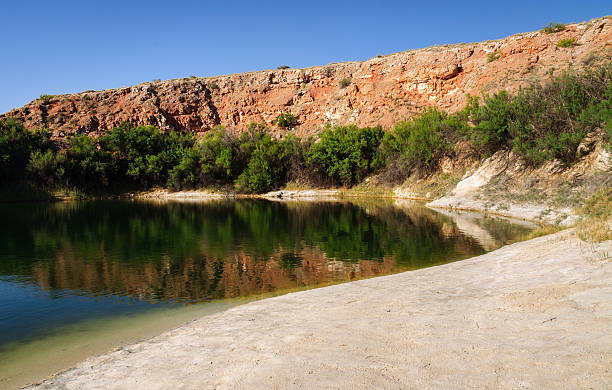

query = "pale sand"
[27,231,612,389]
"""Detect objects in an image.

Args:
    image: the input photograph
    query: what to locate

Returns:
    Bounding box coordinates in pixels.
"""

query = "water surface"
[0,199,533,388]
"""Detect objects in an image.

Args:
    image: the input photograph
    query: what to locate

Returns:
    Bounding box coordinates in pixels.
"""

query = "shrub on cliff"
[339,78,352,88]
[273,113,298,129]
[487,52,500,62]
[557,38,578,48]
[542,22,565,34]
[39,94,54,103]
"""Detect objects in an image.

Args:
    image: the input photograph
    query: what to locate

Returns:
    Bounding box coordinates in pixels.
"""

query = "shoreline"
[135,188,559,225]
[0,188,571,227]
[25,230,612,389]
[0,302,240,390]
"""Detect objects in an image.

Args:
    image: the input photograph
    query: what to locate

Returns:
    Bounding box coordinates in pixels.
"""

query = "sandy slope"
[27,231,612,390]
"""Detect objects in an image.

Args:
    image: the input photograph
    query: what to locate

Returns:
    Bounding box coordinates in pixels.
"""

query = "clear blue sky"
[1,0,609,113]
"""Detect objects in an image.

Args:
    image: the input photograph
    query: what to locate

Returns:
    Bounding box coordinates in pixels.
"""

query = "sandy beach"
[25,229,612,389]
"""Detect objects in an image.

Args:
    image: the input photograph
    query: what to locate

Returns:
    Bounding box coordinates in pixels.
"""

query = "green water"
[0,198,533,388]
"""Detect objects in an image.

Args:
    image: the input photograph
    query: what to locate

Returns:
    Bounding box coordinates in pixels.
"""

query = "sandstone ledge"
[27,231,612,389]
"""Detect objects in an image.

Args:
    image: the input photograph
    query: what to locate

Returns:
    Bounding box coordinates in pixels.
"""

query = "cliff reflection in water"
[0,199,531,304]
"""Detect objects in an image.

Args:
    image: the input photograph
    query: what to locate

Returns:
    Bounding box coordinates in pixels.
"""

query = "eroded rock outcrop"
[3,17,611,139]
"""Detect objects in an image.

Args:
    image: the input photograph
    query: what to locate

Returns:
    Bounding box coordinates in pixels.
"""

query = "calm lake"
[0,199,533,388]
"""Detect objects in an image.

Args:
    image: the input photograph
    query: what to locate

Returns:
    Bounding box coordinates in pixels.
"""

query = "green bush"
[339,78,352,88]
[273,113,298,129]
[64,134,112,187]
[322,66,334,77]
[462,92,514,153]
[557,38,578,48]
[487,52,500,62]
[513,65,610,162]
[0,118,51,183]
[167,123,306,193]
[579,70,612,149]
[542,22,565,34]
[27,149,65,185]
[463,62,611,163]
[236,136,286,193]
[283,134,313,183]
[168,148,201,189]
[277,65,290,70]
[235,123,267,171]
[39,94,54,103]
[99,123,195,185]
[196,126,237,185]
[167,126,236,190]
[380,108,464,181]
[307,125,384,185]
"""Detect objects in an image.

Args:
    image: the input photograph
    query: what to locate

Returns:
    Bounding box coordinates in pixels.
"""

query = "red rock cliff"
[3,17,611,138]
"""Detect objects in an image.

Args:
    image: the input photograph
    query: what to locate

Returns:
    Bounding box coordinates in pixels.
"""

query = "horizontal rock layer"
[3,17,612,139]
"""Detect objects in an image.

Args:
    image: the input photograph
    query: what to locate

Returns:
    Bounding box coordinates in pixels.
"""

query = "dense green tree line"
[1,61,610,194]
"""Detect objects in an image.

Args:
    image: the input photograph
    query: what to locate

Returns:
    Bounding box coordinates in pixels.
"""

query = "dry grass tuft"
[521,224,565,240]
[576,188,612,242]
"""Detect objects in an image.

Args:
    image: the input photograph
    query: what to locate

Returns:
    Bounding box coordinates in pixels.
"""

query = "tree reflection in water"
[0,199,531,304]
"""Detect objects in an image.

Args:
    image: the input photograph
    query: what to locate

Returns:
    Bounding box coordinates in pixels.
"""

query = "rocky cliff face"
[3,17,611,138]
